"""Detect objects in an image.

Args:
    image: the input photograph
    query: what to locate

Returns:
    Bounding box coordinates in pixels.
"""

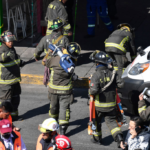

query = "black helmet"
[49,18,64,30]
[1,30,17,42]
[90,51,112,64]
[117,23,135,34]
[67,42,81,59]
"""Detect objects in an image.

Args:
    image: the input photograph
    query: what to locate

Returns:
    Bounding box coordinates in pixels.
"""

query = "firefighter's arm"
[57,5,68,24]
[89,73,100,95]
[129,33,136,60]
[34,37,46,60]
[138,97,150,122]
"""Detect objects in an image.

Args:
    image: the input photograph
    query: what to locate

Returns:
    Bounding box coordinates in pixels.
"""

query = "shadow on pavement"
[66,117,89,137]
[21,103,49,120]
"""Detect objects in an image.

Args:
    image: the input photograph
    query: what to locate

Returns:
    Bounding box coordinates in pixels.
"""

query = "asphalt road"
[14,84,131,150]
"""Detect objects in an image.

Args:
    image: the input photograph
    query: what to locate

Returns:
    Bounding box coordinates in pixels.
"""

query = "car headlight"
[129,62,149,75]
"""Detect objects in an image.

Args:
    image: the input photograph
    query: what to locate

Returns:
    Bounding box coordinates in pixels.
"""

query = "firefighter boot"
[59,125,68,135]
[91,135,102,145]
[116,133,124,148]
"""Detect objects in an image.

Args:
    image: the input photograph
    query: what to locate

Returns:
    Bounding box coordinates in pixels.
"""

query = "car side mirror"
[137,46,145,56]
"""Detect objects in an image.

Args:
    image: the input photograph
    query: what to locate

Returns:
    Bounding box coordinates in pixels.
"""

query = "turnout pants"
[86,0,114,35]
[93,108,122,141]
[0,82,21,117]
[108,52,128,81]
[48,92,73,125]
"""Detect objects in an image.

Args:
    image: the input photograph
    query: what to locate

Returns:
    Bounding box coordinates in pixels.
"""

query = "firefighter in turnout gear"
[34,18,69,61]
[45,0,72,36]
[138,93,150,124]
[105,23,136,85]
[45,43,81,135]
[0,31,26,121]
[89,51,124,147]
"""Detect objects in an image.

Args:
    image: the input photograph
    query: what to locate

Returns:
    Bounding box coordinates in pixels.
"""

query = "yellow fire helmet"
[38,118,59,133]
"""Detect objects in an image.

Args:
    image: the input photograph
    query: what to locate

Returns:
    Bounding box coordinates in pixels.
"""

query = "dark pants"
[48,92,73,125]
[108,52,129,81]
[93,109,123,141]
[0,82,21,117]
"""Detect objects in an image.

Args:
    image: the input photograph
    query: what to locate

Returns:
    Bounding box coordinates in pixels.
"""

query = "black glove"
[20,60,27,67]
[72,73,78,81]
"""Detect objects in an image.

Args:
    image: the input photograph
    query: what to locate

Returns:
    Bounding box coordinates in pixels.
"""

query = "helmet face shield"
[1,31,17,42]
[38,125,52,133]
[4,35,17,42]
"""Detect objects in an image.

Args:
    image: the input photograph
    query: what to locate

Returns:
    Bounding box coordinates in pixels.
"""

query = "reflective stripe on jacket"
[105,29,136,56]
[0,44,21,85]
[0,131,22,150]
[46,55,73,95]
[89,66,117,112]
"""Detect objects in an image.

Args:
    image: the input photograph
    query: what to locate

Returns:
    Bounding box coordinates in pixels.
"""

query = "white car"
[118,46,150,115]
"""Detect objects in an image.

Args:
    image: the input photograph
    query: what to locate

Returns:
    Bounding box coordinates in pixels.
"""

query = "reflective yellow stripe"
[111,127,121,135]
[47,120,56,126]
[0,77,21,84]
[105,43,126,53]
[0,24,3,28]
[59,120,69,124]
[95,94,116,107]
[0,59,21,84]
[49,111,58,118]
[44,49,47,54]
[138,106,146,114]
[105,36,129,53]
[1,53,5,61]
[49,68,73,90]
[120,36,129,46]
[66,109,70,121]
[0,59,20,67]
[63,24,71,30]
[93,131,102,136]
[113,67,125,72]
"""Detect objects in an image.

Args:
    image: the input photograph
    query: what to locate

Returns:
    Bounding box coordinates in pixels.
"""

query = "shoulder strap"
[100,70,116,93]
[53,35,64,44]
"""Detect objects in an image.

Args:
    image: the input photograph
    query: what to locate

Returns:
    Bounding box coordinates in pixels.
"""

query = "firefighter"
[45,0,72,36]
[105,23,136,85]
[85,0,114,38]
[36,118,59,150]
[0,31,26,121]
[34,18,69,60]
[138,93,150,123]
[45,42,81,135]
[89,51,124,147]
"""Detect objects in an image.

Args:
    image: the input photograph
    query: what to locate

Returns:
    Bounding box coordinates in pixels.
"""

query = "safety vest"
[36,133,56,150]
[0,131,22,150]
[0,59,21,84]
[8,115,12,125]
